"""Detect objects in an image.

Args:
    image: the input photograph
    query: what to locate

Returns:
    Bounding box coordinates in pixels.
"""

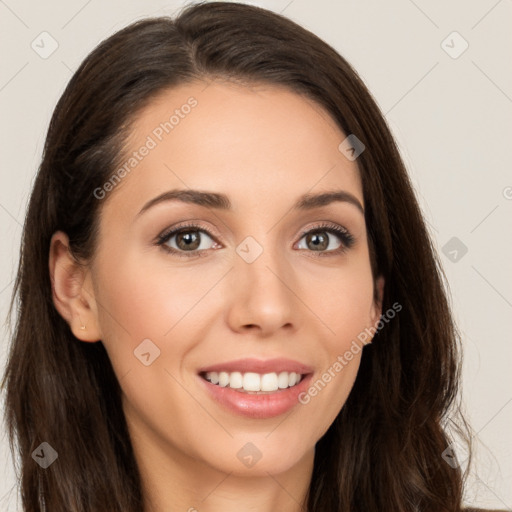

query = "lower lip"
[198,373,313,419]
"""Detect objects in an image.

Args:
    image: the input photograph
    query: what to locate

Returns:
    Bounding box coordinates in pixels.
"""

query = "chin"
[202,436,313,477]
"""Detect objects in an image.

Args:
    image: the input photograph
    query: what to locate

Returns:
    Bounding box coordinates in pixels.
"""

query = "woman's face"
[82,81,382,478]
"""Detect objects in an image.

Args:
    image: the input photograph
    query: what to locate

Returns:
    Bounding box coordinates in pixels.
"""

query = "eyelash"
[155,221,355,259]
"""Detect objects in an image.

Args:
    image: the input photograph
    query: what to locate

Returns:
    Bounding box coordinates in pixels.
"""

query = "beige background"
[1,0,511,510]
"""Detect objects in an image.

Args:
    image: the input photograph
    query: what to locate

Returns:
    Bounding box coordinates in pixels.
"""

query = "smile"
[200,371,304,393]
[197,357,314,418]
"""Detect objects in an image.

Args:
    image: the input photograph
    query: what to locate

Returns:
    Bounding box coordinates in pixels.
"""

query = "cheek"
[293,259,375,427]
[94,250,206,344]
[299,258,376,345]
[91,250,232,405]
[91,254,212,450]
[91,252,186,380]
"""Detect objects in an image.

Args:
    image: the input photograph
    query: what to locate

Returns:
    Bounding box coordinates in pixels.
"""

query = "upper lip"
[198,357,314,375]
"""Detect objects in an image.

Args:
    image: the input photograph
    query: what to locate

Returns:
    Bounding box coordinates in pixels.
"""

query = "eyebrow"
[137,188,365,216]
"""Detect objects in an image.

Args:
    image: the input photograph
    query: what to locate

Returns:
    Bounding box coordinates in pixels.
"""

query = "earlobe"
[49,231,102,342]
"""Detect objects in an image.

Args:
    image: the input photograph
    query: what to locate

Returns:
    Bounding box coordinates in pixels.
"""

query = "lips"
[196,358,314,419]
[197,357,314,375]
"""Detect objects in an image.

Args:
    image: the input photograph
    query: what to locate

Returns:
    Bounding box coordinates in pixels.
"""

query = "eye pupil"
[307,232,328,251]
[177,231,200,250]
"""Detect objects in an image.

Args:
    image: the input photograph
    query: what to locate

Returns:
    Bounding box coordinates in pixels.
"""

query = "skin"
[50,80,384,512]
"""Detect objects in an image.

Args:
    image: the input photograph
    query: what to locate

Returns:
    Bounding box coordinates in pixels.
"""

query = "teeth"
[229,371,243,389]
[218,372,229,387]
[243,372,261,391]
[277,371,290,389]
[261,372,278,391]
[203,371,303,392]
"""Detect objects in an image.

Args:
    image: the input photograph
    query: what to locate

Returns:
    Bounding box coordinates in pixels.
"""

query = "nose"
[225,242,299,337]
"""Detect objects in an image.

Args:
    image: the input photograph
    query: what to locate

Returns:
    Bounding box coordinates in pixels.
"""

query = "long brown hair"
[2,2,472,510]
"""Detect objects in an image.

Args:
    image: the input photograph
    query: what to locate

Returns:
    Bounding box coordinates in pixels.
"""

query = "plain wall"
[1,0,511,510]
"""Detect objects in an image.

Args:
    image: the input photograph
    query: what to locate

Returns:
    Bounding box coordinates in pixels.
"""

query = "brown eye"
[157,225,219,256]
[304,231,331,251]
[175,231,201,251]
[295,223,355,256]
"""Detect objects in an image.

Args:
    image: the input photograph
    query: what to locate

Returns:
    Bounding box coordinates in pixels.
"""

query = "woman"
[1,2,501,511]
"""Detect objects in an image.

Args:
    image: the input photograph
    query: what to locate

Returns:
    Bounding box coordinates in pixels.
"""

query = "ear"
[48,231,102,342]
[369,275,385,329]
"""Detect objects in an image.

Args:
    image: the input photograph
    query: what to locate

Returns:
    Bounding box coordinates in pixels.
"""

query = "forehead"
[105,80,363,217]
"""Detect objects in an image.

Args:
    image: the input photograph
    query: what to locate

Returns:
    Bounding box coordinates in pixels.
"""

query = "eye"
[155,221,355,258]
[156,223,219,258]
[296,222,355,256]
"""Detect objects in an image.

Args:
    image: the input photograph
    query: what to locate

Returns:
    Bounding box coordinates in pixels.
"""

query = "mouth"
[199,370,306,394]
[196,358,314,419]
